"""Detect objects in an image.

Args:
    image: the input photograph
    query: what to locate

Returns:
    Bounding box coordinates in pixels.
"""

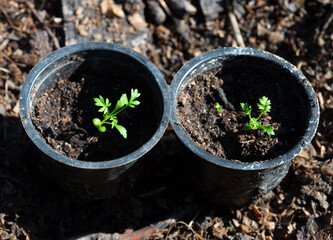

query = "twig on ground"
[189,204,208,228]
[157,0,191,42]
[0,67,10,74]
[24,0,60,49]
[0,4,18,30]
[321,12,333,34]
[0,51,16,65]
[228,12,245,47]
[72,218,176,240]
[166,221,205,240]
[4,80,8,100]
[158,63,174,80]
[0,79,22,92]
[0,38,9,51]
[316,11,333,46]
[213,87,235,111]
[158,0,172,16]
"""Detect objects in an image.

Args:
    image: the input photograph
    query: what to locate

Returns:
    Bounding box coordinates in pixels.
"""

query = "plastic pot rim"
[19,42,171,170]
[170,47,320,171]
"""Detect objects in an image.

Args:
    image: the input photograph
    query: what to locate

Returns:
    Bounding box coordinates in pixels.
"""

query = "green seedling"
[240,96,275,135]
[214,102,223,112]
[93,89,140,138]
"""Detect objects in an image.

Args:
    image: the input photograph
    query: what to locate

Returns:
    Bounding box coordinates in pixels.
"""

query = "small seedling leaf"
[243,123,253,131]
[115,94,128,110]
[131,100,140,105]
[98,126,106,132]
[130,89,141,101]
[262,126,275,135]
[93,118,102,128]
[129,100,141,108]
[105,98,111,107]
[240,103,252,115]
[258,96,271,112]
[214,102,222,112]
[94,96,103,106]
[110,116,118,128]
[115,124,127,138]
[249,118,260,129]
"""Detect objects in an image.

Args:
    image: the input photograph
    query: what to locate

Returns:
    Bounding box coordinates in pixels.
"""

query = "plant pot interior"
[30,49,163,161]
[177,55,311,162]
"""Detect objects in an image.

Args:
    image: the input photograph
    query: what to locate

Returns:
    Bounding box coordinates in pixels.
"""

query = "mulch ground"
[0,0,332,239]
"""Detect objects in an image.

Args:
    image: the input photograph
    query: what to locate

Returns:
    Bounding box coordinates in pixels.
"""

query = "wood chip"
[199,0,224,21]
[297,150,309,159]
[268,31,284,44]
[75,24,89,37]
[251,205,263,219]
[127,12,148,31]
[240,224,251,233]
[264,221,276,231]
[53,17,62,24]
[257,23,267,37]
[11,53,40,66]
[12,100,19,115]
[8,63,22,84]
[100,0,125,18]
[318,92,325,110]
[232,219,240,228]
[321,159,333,176]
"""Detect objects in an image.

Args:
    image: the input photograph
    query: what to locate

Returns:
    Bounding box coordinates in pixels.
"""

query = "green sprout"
[214,102,223,112]
[240,96,275,135]
[92,89,141,138]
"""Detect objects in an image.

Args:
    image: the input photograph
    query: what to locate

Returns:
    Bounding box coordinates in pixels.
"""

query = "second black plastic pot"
[170,47,320,207]
[19,42,171,199]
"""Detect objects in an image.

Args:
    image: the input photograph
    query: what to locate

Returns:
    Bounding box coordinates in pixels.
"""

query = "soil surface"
[178,68,281,161]
[32,69,159,161]
[0,0,332,239]
[177,65,308,162]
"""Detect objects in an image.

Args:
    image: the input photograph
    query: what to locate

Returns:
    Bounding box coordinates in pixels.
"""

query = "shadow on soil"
[0,116,229,239]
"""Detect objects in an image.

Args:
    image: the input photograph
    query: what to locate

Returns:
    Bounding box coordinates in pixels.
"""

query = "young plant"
[92,89,141,138]
[214,102,222,112]
[240,96,275,135]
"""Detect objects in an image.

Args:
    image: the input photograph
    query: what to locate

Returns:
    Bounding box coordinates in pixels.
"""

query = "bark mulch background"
[0,0,332,239]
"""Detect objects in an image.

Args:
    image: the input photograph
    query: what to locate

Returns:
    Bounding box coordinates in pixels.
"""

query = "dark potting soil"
[31,70,160,161]
[177,67,307,162]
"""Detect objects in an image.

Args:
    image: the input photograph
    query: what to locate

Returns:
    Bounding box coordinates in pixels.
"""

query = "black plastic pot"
[19,42,170,199]
[170,47,320,207]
